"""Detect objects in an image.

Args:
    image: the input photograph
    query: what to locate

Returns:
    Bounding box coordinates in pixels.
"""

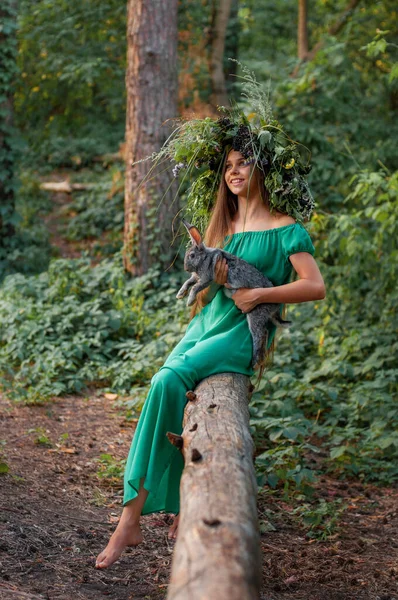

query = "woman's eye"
[226,161,251,169]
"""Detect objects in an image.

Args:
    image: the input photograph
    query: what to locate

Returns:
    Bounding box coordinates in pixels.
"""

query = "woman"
[95,148,325,569]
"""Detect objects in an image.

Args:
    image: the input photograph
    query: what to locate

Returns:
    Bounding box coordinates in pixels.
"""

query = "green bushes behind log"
[0,255,187,404]
[251,167,398,487]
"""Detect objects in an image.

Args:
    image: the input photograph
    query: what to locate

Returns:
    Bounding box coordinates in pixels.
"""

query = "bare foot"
[95,518,143,569]
[168,514,179,540]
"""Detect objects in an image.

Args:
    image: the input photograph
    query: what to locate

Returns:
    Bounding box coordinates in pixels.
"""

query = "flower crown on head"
[139,63,315,234]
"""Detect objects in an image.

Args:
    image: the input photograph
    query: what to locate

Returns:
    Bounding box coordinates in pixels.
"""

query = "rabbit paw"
[176,289,188,299]
[186,293,196,306]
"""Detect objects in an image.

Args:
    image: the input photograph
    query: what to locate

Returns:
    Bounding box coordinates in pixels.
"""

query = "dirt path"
[0,394,173,600]
[0,393,397,600]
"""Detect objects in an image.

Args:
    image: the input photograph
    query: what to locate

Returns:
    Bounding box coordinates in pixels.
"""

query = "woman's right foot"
[95,519,143,569]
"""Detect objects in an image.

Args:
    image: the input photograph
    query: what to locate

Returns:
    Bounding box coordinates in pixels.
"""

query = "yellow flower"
[284,158,295,169]
[32,86,40,93]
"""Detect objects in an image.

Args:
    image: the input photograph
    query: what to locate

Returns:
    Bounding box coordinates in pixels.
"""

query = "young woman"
[95,149,325,569]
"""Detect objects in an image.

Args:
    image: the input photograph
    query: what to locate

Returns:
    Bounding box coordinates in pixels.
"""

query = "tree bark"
[124,0,178,276]
[209,0,233,108]
[224,0,240,98]
[298,0,309,61]
[167,373,261,600]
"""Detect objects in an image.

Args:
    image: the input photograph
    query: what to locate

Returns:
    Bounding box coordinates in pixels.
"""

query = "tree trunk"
[209,0,233,109]
[167,373,261,600]
[224,0,240,99]
[124,0,178,276]
[298,0,309,61]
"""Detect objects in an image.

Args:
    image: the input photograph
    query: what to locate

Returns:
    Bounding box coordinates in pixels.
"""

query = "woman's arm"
[227,253,326,314]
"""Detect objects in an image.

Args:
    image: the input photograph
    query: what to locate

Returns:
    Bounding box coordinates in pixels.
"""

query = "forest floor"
[1,392,397,600]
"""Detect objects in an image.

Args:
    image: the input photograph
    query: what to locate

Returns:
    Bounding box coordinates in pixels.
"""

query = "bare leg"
[168,513,179,539]
[95,479,148,569]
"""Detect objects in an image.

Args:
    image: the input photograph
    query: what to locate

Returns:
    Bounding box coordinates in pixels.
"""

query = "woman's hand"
[215,257,259,312]
[214,256,229,285]
[225,286,260,313]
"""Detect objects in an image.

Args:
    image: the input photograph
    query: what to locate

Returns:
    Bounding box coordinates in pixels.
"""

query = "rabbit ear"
[182,218,203,246]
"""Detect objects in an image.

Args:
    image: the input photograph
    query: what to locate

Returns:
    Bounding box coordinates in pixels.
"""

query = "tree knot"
[191,448,202,462]
[203,518,222,528]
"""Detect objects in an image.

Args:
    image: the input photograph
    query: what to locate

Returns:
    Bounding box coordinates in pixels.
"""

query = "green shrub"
[251,167,398,488]
[0,252,188,403]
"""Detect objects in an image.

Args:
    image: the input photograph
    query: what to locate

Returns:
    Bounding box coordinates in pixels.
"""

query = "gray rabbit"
[176,219,291,369]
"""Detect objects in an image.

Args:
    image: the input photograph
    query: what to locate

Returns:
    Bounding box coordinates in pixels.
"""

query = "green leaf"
[389,63,398,84]
[329,446,347,459]
[364,38,387,58]
[377,437,397,450]
[282,427,301,441]
[109,318,121,330]
[259,520,276,533]
[267,473,279,488]
[0,462,10,474]
[269,429,283,442]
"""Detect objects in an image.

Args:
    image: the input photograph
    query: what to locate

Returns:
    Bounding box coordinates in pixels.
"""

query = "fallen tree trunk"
[39,182,97,193]
[167,373,261,600]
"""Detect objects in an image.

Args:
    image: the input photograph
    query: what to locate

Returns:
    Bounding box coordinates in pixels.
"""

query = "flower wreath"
[140,63,315,234]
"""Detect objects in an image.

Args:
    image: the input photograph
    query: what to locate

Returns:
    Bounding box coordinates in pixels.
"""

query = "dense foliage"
[252,166,398,488]
[15,0,126,167]
[0,255,187,403]
[0,0,23,278]
[1,0,397,513]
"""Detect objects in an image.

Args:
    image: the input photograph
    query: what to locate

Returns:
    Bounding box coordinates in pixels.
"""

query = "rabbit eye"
[189,252,195,259]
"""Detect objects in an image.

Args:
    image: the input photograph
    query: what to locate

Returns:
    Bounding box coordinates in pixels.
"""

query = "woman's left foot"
[168,514,179,539]
[95,518,143,569]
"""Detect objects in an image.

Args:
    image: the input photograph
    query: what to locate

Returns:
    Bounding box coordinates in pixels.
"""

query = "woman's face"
[224,150,256,197]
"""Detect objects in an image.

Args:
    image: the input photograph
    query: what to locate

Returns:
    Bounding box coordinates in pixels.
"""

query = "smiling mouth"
[230,179,245,185]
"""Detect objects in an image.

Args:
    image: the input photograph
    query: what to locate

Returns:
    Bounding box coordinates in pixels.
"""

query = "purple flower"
[172,162,186,177]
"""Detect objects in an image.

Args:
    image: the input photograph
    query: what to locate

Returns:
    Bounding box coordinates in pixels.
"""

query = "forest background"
[0,0,397,539]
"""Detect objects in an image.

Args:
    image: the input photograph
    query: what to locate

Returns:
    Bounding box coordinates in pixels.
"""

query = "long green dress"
[123,223,315,514]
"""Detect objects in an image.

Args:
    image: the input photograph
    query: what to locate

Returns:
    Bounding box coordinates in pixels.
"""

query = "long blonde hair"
[188,156,275,383]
